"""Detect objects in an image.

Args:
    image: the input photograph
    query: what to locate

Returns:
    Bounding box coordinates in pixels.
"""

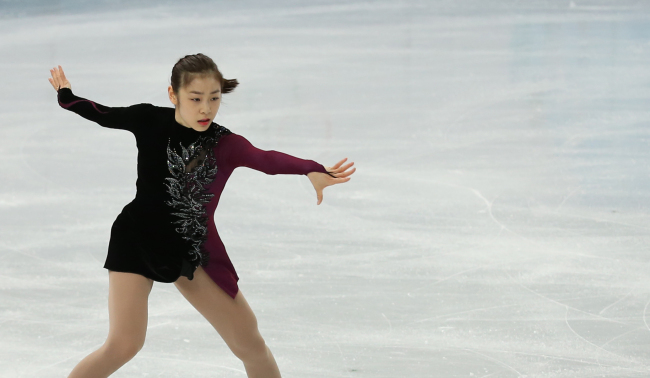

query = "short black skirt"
[103,200,196,282]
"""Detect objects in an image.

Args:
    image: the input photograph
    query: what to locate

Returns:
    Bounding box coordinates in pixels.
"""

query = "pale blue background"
[1,1,649,377]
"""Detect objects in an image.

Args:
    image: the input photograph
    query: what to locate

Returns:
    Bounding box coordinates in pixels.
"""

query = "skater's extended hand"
[48,65,71,92]
[307,158,355,205]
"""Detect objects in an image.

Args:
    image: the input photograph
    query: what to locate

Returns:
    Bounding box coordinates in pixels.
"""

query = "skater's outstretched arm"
[48,65,151,132]
[218,133,355,205]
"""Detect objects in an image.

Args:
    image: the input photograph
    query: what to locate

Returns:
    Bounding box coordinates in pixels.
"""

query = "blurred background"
[1,1,649,377]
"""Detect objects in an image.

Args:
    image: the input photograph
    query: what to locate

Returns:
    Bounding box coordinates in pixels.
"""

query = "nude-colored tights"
[67,269,281,378]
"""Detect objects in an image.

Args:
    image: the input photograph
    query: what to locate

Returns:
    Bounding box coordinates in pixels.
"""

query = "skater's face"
[168,75,221,132]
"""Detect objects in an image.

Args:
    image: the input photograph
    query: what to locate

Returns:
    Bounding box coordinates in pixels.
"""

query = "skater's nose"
[200,102,210,115]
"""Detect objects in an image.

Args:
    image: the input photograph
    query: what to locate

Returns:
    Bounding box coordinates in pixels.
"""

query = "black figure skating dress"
[57,87,328,298]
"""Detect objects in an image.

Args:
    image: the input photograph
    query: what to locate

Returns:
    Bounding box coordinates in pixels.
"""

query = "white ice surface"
[1,1,650,377]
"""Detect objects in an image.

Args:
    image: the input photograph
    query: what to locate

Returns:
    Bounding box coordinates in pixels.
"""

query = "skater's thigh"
[107,271,153,344]
[174,267,261,345]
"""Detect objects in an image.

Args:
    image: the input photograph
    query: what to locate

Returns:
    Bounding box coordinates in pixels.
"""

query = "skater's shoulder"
[129,102,157,114]
[144,104,177,123]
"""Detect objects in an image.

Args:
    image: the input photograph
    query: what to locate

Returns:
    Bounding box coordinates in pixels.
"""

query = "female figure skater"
[48,53,355,378]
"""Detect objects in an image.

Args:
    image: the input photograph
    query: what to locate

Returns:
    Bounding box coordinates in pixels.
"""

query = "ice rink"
[1,1,650,377]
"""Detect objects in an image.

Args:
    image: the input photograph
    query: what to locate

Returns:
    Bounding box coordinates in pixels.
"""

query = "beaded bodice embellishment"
[164,125,232,267]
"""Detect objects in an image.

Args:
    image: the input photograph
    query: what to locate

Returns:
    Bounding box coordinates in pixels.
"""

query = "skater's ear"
[168,85,178,106]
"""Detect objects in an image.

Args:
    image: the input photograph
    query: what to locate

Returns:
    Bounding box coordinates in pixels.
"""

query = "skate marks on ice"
[2,0,650,377]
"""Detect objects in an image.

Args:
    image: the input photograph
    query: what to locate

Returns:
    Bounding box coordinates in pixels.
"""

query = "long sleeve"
[57,87,152,133]
[218,133,329,175]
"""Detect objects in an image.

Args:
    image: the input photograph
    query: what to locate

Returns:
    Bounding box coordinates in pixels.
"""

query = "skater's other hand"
[307,158,355,205]
[48,65,71,92]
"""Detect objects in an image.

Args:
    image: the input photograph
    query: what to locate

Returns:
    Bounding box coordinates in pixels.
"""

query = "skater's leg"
[174,267,281,378]
[68,271,153,378]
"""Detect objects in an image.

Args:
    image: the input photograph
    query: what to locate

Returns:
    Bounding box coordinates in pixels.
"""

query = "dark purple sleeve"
[219,133,330,176]
[57,87,151,133]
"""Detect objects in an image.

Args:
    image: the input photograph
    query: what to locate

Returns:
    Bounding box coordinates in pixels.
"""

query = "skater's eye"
[191,98,200,102]
[211,97,220,101]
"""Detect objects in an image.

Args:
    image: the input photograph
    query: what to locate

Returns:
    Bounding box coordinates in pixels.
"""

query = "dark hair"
[170,53,238,96]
